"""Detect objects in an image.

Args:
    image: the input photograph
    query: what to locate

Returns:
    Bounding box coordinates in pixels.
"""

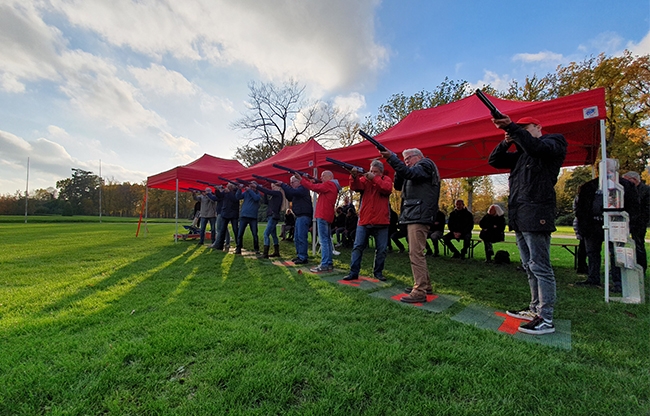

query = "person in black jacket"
[258,182,285,258]
[575,175,639,288]
[622,171,648,273]
[280,176,313,265]
[212,183,240,252]
[381,147,441,303]
[443,200,474,259]
[479,204,506,262]
[489,115,567,335]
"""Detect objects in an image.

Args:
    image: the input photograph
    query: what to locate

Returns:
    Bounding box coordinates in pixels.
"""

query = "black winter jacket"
[387,154,440,226]
[488,123,567,232]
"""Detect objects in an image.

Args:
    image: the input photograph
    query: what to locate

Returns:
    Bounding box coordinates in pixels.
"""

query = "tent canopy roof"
[147,154,246,191]
[323,88,606,179]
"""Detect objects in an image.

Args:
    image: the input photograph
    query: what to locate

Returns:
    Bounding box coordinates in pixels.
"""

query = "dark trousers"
[443,231,471,256]
[215,217,239,249]
[238,217,259,251]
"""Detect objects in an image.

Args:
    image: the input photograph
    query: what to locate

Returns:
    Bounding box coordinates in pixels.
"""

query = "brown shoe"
[404,287,433,295]
[400,294,427,303]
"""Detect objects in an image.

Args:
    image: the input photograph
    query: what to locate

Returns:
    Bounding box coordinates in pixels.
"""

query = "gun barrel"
[252,174,279,183]
[272,163,320,182]
[475,89,505,119]
[325,157,366,174]
[217,176,239,186]
[359,130,387,152]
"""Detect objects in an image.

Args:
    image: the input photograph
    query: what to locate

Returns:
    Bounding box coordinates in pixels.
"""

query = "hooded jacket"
[488,123,567,233]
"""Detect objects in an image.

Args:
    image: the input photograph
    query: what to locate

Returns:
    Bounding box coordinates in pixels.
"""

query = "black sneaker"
[342,274,359,281]
[518,316,555,335]
[293,258,308,265]
[505,308,536,321]
[404,287,433,295]
[374,274,387,281]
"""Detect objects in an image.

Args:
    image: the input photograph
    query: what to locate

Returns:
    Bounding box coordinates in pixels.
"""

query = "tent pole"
[599,120,610,303]
[175,179,179,243]
[145,185,149,237]
[24,157,29,224]
[312,167,318,255]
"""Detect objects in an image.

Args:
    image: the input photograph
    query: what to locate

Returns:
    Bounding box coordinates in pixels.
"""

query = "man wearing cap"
[489,115,567,335]
[622,171,649,273]
[193,187,218,245]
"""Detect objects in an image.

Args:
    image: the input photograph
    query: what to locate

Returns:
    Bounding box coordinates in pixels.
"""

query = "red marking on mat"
[336,276,379,287]
[494,311,528,334]
[390,293,438,306]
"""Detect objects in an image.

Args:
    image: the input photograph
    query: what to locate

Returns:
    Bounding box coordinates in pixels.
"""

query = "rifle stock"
[325,157,366,174]
[475,89,506,119]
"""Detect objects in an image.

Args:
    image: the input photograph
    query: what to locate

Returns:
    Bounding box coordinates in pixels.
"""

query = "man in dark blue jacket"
[212,183,240,252]
[443,199,474,259]
[280,176,313,265]
[489,115,567,335]
[257,182,285,258]
[236,182,261,255]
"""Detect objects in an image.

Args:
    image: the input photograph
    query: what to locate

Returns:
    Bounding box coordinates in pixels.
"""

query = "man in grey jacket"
[381,148,441,303]
[489,116,567,335]
[193,187,218,245]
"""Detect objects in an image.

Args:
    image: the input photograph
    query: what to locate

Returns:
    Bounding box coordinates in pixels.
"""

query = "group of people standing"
[190,111,646,337]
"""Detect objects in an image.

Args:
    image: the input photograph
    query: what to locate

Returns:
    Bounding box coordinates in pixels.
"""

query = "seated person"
[332,207,347,246]
[281,208,295,241]
[427,210,446,257]
[443,199,474,259]
[343,207,358,248]
[479,204,506,262]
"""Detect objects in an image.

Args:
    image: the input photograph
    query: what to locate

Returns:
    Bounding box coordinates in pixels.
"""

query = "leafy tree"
[232,79,355,166]
[503,51,650,173]
[56,168,101,215]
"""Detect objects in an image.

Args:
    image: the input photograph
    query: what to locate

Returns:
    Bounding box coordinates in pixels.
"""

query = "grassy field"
[0,221,648,415]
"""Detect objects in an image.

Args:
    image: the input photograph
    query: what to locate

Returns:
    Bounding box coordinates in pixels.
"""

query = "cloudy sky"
[1,0,648,195]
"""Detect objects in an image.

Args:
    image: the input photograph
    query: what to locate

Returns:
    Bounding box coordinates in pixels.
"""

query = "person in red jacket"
[342,159,393,281]
[298,170,341,273]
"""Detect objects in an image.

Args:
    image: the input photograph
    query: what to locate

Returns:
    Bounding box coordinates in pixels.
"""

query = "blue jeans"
[294,215,311,261]
[317,218,333,268]
[215,217,238,249]
[199,216,216,244]
[349,225,389,278]
[516,231,556,322]
[238,217,259,251]
[264,216,279,246]
[216,214,230,245]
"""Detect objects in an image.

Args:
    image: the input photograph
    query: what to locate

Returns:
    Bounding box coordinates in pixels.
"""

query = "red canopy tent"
[230,138,349,183]
[146,154,246,191]
[323,88,606,179]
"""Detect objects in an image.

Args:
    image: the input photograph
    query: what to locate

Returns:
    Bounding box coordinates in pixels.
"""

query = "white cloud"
[470,71,511,93]
[48,0,387,92]
[0,2,64,91]
[130,64,197,96]
[512,51,564,63]
[159,131,199,162]
[627,30,650,56]
[578,31,624,55]
[333,92,366,120]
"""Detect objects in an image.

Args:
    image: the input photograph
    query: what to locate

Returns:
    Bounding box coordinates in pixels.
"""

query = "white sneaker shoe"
[332,249,341,256]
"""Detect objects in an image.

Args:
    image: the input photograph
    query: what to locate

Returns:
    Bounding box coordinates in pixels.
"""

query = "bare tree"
[232,79,354,166]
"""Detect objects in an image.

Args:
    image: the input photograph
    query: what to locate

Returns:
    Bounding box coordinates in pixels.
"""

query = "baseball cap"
[515,117,541,126]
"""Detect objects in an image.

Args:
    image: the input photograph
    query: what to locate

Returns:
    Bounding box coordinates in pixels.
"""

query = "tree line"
[1,52,647,221]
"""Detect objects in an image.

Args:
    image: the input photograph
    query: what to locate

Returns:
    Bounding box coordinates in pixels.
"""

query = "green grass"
[0,222,648,415]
